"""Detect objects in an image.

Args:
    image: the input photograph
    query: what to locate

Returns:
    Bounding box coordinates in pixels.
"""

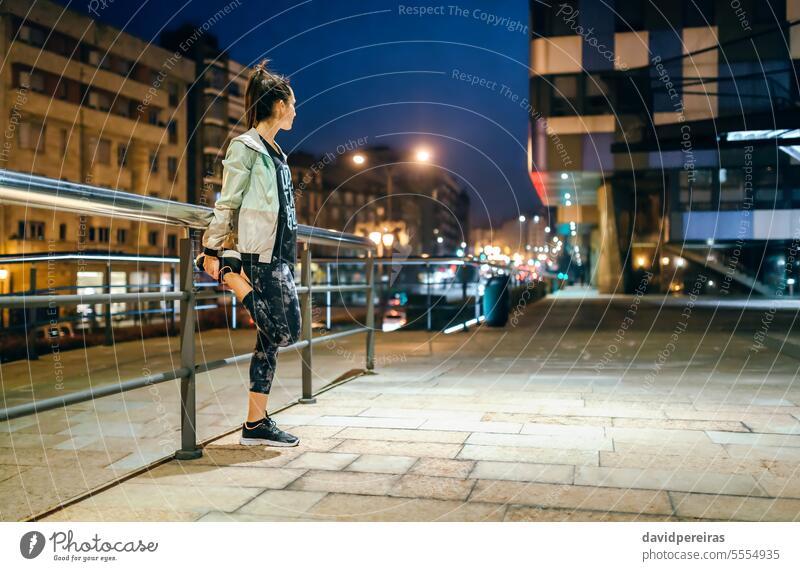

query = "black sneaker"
[240,416,299,447]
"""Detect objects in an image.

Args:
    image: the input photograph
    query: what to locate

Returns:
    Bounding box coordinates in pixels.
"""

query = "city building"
[159,26,248,211]
[318,145,471,257]
[528,0,800,294]
[0,0,194,326]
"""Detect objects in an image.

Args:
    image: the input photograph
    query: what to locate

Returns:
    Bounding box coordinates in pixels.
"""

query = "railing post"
[175,236,201,460]
[474,264,481,321]
[426,262,432,331]
[169,264,176,333]
[325,263,332,330]
[299,243,316,404]
[26,267,39,360]
[231,292,237,330]
[365,251,375,371]
[103,261,113,346]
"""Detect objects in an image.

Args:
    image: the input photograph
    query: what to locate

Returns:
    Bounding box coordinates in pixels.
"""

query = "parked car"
[33,322,75,340]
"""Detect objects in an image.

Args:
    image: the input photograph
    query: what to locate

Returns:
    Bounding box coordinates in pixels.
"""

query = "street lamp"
[353,146,434,252]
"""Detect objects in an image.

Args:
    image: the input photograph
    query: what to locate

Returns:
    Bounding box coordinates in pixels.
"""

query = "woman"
[195,60,301,447]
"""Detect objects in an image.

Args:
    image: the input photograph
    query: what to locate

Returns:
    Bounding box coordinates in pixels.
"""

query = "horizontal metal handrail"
[0,291,187,308]
[314,256,516,269]
[0,367,191,422]
[0,323,373,422]
[0,169,375,251]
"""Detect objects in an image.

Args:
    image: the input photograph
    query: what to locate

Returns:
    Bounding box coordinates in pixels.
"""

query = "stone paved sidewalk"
[37,298,800,522]
[0,327,369,521]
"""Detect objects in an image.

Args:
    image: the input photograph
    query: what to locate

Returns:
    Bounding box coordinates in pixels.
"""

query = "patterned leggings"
[240,260,301,394]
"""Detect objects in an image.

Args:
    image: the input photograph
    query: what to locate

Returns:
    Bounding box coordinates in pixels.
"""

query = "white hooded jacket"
[201,127,286,263]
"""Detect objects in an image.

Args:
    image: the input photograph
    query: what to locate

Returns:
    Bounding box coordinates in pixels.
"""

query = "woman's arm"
[201,140,256,254]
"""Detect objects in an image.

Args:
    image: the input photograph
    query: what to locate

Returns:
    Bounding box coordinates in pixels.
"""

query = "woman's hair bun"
[253,58,272,75]
[244,58,292,128]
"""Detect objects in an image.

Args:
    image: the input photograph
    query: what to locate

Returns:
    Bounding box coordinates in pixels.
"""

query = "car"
[33,322,75,340]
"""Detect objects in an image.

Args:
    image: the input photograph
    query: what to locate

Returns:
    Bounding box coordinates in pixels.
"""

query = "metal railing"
[0,169,376,460]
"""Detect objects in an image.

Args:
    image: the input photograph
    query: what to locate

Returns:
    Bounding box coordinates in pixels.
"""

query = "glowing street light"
[519,215,526,222]
[416,149,431,162]
[352,153,366,165]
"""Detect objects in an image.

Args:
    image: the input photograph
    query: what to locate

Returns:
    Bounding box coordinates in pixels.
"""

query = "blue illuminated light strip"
[443,315,486,334]
[724,129,800,141]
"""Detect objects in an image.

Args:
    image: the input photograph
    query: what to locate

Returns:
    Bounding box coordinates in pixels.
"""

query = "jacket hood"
[233,127,286,161]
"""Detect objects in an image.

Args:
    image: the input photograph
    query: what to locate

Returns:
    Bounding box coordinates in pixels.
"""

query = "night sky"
[53,0,533,227]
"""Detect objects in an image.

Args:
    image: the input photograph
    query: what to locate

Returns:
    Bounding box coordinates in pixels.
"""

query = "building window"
[204,154,221,178]
[150,151,159,173]
[205,96,227,122]
[18,24,47,47]
[615,3,644,32]
[112,56,131,76]
[148,109,160,125]
[168,120,178,144]
[98,227,110,243]
[59,128,68,155]
[18,121,46,152]
[148,230,159,246]
[683,0,715,27]
[17,220,45,240]
[534,0,578,36]
[167,156,178,181]
[117,228,127,244]
[229,82,241,97]
[26,72,46,94]
[167,233,177,251]
[551,74,579,115]
[88,227,96,241]
[54,80,67,100]
[59,223,67,241]
[117,144,128,167]
[88,90,112,112]
[86,49,102,67]
[585,74,611,115]
[98,139,111,165]
[204,125,227,149]
[679,170,712,208]
[204,67,226,90]
[168,82,179,107]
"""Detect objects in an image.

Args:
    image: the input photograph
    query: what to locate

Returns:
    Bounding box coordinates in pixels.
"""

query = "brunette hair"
[244,59,292,128]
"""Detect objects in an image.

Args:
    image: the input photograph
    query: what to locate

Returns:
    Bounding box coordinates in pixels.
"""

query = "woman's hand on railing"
[204,256,220,280]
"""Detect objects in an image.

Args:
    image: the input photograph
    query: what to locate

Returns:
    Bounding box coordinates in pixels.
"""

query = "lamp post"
[352,147,431,247]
